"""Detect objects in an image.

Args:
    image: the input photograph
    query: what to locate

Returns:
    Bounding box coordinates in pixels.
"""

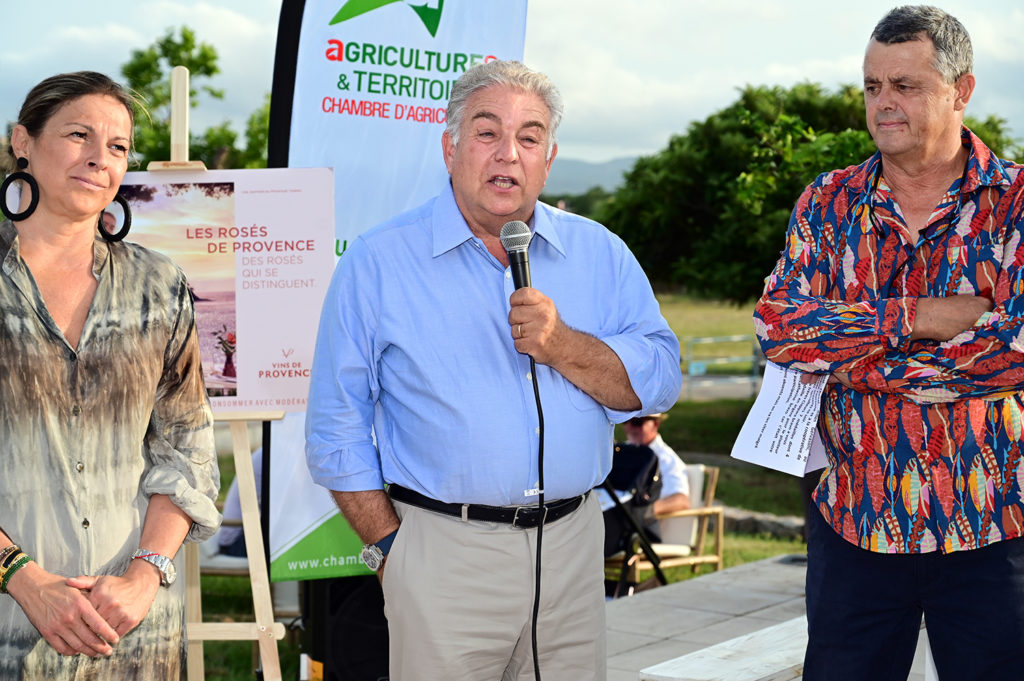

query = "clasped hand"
[7,560,159,657]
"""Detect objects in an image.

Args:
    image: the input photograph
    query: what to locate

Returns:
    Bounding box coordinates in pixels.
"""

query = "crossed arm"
[756,185,1024,403]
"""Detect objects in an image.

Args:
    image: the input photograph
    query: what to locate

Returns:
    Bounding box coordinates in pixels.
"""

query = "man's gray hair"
[871,5,973,83]
[445,60,563,159]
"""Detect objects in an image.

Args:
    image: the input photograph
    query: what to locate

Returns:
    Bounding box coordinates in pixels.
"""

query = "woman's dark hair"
[4,71,144,171]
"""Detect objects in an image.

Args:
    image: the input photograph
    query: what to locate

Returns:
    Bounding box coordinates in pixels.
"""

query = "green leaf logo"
[330,0,445,37]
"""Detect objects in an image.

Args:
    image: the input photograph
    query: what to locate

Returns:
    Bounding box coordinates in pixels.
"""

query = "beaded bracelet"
[0,553,30,593]
[0,549,24,579]
[0,545,19,566]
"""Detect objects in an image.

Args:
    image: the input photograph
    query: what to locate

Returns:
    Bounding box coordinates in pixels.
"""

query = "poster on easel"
[267,0,529,581]
[121,167,335,413]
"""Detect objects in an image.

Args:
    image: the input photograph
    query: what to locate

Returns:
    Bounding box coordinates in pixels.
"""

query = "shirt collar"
[854,126,1012,239]
[533,201,567,258]
[960,126,1012,192]
[431,182,474,257]
[856,126,1011,196]
[431,181,567,259]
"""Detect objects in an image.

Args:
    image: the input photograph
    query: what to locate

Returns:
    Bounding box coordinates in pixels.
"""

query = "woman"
[0,72,220,678]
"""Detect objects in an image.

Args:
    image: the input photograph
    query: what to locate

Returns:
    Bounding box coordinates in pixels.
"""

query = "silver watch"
[132,549,176,587]
[360,529,398,572]
[360,543,386,572]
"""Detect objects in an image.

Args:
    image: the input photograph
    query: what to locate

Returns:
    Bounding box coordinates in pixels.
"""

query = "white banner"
[270,0,529,580]
[289,0,528,250]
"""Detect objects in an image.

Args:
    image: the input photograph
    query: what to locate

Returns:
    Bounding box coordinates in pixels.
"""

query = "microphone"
[499,220,533,289]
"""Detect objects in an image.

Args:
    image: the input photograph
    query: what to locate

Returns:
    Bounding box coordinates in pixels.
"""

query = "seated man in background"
[624,413,690,515]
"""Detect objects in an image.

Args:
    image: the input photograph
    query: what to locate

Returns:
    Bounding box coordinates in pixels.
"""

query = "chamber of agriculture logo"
[330,0,445,37]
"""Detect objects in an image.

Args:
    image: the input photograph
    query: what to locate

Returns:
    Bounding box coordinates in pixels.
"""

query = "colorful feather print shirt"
[755,129,1024,554]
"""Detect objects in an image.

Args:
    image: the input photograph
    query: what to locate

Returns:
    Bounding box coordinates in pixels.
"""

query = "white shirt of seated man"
[623,414,689,515]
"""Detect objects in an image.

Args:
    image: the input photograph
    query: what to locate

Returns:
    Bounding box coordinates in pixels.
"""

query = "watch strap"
[132,549,173,586]
[375,529,399,557]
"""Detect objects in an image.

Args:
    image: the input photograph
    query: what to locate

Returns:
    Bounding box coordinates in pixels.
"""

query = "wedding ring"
[516,324,523,339]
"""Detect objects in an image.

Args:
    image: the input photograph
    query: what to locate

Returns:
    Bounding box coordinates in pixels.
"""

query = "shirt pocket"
[958,231,1003,299]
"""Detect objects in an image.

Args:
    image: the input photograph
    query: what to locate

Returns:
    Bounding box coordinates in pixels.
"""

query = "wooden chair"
[605,463,724,592]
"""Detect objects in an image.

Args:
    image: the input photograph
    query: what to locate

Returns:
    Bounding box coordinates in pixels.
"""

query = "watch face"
[361,545,383,571]
[162,559,177,585]
[133,550,176,586]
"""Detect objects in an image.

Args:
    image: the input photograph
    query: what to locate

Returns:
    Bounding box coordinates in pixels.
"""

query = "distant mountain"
[545,156,637,195]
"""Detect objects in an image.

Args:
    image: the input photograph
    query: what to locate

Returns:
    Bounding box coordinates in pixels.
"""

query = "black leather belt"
[388,484,588,528]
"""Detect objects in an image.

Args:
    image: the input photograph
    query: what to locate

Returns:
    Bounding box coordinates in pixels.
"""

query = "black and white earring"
[98,195,132,242]
[0,157,39,222]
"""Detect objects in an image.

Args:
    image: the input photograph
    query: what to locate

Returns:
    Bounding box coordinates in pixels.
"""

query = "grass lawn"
[653,397,754,455]
[659,293,758,375]
[661,532,805,584]
[656,292,755,339]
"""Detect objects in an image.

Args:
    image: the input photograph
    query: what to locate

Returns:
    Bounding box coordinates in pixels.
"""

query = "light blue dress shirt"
[305,182,682,506]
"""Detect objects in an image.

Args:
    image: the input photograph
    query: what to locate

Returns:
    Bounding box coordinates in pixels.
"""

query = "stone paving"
[605,554,932,681]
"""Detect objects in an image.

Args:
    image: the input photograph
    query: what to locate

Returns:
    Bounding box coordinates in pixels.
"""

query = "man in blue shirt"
[306,59,681,680]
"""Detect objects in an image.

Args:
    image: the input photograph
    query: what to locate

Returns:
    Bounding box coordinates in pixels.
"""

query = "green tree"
[121,26,268,169]
[690,117,875,302]
[599,82,1021,303]
[239,93,272,169]
[599,83,870,301]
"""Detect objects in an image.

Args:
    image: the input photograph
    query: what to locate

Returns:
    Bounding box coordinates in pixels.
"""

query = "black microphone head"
[499,220,532,254]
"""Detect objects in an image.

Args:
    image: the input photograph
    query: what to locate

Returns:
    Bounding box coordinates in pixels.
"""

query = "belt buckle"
[512,505,548,528]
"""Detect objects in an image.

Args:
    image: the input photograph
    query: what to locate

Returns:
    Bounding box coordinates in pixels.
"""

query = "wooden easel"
[184,412,286,681]
[147,67,286,680]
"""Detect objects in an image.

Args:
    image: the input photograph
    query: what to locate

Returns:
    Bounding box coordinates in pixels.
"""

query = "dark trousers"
[804,508,1024,681]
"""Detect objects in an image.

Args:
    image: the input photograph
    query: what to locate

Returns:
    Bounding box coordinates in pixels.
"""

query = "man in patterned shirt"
[755,6,1024,680]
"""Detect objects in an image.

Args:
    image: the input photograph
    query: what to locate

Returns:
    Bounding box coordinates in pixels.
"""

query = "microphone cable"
[528,354,545,681]
[499,219,547,680]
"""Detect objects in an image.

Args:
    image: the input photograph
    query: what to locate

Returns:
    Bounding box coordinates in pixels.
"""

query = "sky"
[3,0,1023,163]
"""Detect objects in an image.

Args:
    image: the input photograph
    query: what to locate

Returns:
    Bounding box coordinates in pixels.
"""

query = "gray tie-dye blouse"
[0,220,220,679]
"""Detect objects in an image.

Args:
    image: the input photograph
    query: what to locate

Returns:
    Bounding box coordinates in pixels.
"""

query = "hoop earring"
[0,158,40,222]
[98,195,132,242]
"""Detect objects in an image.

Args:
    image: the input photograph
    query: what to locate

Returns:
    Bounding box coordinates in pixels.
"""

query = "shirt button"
[76,462,85,472]
[526,372,533,381]
[72,405,81,416]
[70,353,78,362]
[505,271,511,279]
[535,427,540,435]
[82,518,90,529]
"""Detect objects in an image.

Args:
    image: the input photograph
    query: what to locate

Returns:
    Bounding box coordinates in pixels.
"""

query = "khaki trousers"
[384,493,606,681]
